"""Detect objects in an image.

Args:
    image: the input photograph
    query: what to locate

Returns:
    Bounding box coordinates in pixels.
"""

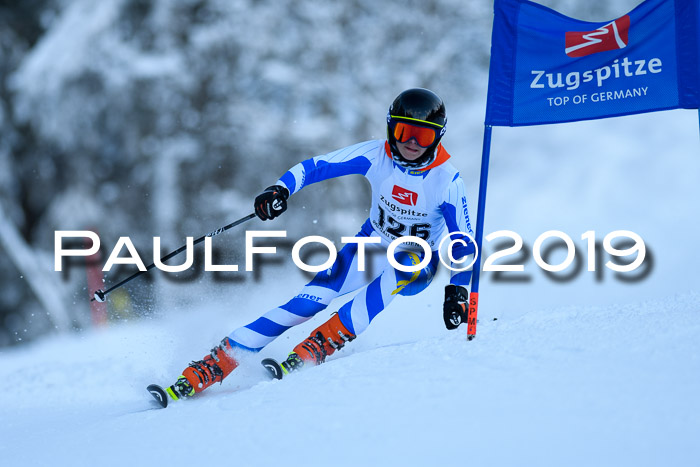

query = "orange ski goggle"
[391,118,443,147]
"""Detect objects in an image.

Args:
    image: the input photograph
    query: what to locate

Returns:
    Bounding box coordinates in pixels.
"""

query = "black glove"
[443,284,469,330]
[254,185,290,221]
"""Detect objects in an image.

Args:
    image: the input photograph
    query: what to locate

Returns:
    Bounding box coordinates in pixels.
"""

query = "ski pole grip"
[93,289,106,302]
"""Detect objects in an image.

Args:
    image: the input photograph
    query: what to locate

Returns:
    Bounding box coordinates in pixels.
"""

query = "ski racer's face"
[396,139,428,161]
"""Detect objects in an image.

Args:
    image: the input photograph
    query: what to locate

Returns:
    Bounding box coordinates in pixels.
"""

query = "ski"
[261,358,285,380]
[146,384,169,408]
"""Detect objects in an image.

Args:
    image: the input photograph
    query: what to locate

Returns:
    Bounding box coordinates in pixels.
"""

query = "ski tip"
[147,384,168,408]
[261,358,284,380]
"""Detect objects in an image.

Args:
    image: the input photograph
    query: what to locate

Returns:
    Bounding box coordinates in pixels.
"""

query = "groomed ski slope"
[1,288,699,467]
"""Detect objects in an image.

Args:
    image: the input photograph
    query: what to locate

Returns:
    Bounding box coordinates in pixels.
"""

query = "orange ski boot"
[166,337,239,401]
[264,313,355,379]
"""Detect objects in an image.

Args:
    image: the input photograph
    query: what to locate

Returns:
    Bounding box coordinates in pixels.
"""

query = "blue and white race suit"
[229,140,474,351]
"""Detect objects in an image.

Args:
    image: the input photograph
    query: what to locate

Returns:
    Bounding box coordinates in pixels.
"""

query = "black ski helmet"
[387,88,447,169]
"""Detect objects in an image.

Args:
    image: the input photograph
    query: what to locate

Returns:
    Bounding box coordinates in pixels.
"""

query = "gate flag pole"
[467,124,493,340]
[470,0,700,337]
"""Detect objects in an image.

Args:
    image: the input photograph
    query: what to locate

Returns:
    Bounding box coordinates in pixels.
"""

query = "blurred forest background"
[0,0,642,347]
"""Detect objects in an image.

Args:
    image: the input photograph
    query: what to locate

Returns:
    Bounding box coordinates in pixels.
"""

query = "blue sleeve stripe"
[452,172,459,182]
[304,158,372,186]
[301,158,316,185]
[365,276,385,322]
[245,317,291,337]
[451,242,476,257]
[440,201,475,257]
[279,297,327,318]
[278,141,377,194]
[279,171,296,194]
[439,201,462,235]
[450,270,473,286]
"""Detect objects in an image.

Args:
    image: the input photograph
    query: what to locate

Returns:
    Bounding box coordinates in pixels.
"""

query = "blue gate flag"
[485,0,700,126]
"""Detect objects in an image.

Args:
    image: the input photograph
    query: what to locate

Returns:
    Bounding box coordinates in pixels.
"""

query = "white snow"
[1,287,698,467]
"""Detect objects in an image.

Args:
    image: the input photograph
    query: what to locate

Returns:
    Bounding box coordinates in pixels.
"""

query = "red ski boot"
[293,313,355,365]
[263,313,355,379]
[166,337,239,401]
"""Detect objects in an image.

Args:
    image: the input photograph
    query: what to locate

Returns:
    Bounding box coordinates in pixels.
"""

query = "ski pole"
[91,213,257,302]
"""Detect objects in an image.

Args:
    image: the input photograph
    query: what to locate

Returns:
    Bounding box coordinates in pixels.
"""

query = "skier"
[164,88,475,401]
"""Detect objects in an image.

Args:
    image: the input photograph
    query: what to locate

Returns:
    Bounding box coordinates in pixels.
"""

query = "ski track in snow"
[1,291,699,467]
